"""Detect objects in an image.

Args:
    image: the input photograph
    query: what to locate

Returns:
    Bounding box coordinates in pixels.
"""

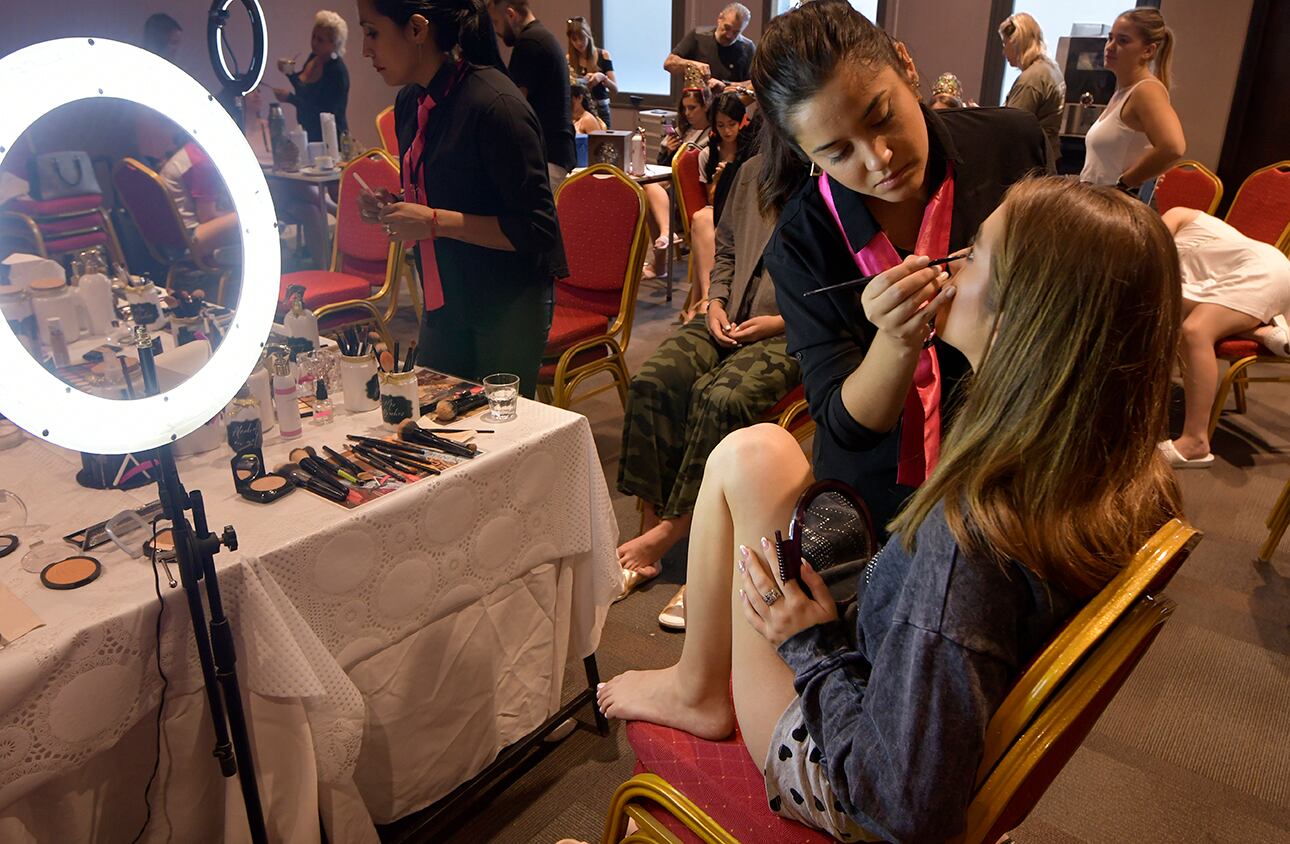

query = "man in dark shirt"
[665,3,756,92]
[488,0,577,184]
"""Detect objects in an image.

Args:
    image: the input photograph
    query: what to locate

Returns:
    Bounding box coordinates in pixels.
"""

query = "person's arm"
[594,50,619,95]
[664,30,708,77]
[508,40,536,99]
[1120,81,1186,187]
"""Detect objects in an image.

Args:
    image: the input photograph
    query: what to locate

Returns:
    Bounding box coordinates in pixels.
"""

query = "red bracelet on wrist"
[430,207,439,240]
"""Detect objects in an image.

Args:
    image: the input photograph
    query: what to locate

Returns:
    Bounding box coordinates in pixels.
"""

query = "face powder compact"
[231,450,295,504]
[40,555,102,590]
[0,534,17,559]
[142,526,175,559]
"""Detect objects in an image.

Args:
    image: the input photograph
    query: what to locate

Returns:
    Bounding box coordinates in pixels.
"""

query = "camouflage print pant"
[618,319,801,519]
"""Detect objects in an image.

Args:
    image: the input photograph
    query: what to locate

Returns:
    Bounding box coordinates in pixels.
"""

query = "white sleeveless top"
[1080,78,1161,187]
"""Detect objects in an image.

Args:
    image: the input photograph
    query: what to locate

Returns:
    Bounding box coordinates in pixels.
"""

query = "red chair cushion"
[10,193,103,217]
[543,304,608,354]
[279,271,372,311]
[42,232,111,254]
[1215,338,1263,358]
[35,211,104,236]
[627,720,837,843]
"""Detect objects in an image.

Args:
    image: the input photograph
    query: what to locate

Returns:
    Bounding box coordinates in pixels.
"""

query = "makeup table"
[0,396,620,841]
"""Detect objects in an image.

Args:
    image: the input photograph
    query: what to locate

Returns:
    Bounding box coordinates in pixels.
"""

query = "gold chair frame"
[774,397,815,445]
[310,148,408,350]
[1225,159,1290,254]
[600,518,1200,844]
[375,105,399,157]
[543,163,650,409]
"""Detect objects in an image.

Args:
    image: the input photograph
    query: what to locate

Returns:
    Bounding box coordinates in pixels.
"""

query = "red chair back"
[334,150,401,286]
[113,157,190,257]
[1225,161,1290,249]
[672,145,708,235]
[1154,160,1222,215]
[554,165,646,316]
[376,106,399,157]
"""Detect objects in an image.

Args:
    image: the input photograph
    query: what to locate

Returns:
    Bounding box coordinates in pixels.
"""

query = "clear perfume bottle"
[312,378,334,425]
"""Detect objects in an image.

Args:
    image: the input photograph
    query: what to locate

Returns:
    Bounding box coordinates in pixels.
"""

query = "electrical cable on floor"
[131,516,170,844]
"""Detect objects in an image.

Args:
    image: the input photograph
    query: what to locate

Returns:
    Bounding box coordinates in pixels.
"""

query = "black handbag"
[28,151,101,200]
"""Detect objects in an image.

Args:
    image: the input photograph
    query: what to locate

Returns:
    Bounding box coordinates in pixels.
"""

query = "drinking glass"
[482,373,520,422]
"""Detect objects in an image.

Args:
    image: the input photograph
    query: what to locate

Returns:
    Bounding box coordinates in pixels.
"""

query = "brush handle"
[803,255,958,298]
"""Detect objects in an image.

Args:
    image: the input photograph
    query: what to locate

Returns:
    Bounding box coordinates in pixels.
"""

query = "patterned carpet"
[384,275,1290,844]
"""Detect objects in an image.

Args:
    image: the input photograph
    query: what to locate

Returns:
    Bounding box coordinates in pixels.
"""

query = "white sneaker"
[1253,315,1290,357]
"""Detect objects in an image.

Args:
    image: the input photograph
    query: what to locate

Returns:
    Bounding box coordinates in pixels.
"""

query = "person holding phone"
[357,0,566,397]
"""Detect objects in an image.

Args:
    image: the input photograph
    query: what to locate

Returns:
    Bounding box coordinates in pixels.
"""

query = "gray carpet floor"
[387,272,1290,844]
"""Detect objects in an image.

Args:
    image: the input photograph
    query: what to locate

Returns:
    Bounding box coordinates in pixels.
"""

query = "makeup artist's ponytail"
[371,0,505,72]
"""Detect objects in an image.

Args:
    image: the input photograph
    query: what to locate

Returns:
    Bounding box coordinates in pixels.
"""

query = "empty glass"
[482,373,520,423]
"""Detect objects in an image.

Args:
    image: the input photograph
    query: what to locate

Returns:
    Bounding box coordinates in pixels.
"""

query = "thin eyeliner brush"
[803,254,957,297]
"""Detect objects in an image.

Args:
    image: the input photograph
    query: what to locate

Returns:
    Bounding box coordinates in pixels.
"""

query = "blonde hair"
[890,177,1182,599]
[1118,7,1174,89]
[314,10,348,56]
[999,12,1047,70]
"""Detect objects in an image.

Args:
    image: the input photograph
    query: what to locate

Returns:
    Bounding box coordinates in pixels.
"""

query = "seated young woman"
[1159,206,1290,467]
[599,176,1183,842]
[617,153,801,624]
[643,87,714,282]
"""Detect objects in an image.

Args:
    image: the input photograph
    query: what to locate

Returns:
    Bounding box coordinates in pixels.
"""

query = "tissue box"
[2,253,64,291]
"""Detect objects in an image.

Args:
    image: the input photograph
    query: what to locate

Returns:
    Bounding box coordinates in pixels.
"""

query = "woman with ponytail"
[357,0,565,396]
[1081,7,1185,192]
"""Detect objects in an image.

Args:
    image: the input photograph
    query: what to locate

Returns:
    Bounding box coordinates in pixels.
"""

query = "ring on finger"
[762,587,783,606]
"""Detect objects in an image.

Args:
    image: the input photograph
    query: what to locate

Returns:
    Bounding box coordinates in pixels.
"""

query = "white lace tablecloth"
[0,397,621,836]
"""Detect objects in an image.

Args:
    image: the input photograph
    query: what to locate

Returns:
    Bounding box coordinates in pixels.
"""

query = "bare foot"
[597,665,735,740]
[617,518,689,574]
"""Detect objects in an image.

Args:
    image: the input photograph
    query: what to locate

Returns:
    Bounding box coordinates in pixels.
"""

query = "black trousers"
[415,280,554,398]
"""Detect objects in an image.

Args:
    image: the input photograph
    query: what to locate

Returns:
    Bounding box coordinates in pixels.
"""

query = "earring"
[808,161,821,177]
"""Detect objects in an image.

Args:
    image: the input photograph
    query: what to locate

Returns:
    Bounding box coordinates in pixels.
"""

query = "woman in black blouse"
[357,0,566,396]
[756,0,1045,531]
[275,10,351,142]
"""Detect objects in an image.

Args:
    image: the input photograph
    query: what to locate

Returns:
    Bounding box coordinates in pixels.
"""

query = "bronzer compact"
[231,449,295,504]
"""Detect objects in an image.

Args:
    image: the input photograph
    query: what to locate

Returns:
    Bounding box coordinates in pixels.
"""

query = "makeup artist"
[755,0,1045,530]
[357,0,566,397]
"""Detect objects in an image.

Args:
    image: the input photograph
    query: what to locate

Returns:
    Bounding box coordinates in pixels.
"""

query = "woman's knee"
[706,423,805,487]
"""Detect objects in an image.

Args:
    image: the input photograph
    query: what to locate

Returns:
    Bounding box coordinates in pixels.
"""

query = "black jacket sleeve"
[479,93,562,257]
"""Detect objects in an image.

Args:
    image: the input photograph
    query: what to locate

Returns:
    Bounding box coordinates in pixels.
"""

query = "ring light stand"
[0,39,279,843]
[208,0,269,118]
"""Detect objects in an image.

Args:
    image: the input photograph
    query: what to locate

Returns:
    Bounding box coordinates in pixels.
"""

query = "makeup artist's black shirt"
[765,105,1045,532]
[394,62,567,309]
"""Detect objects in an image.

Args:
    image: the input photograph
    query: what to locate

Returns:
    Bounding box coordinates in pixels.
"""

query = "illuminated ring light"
[208,0,269,96]
[0,38,279,455]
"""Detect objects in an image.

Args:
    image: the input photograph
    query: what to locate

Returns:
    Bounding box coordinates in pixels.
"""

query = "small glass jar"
[226,394,264,452]
[379,370,418,428]
[340,352,380,413]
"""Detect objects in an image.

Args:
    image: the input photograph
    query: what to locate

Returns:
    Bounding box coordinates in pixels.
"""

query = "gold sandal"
[615,567,658,603]
[658,586,686,630]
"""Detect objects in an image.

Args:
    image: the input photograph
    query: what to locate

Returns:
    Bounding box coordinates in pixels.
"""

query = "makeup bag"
[28,151,101,200]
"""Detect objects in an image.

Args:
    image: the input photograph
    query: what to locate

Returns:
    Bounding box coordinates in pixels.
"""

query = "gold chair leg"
[613,356,631,411]
[1259,477,1290,561]
[1234,372,1249,414]
[1208,357,1256,440]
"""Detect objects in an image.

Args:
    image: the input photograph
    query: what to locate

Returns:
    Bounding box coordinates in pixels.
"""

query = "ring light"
[0,38,279,455]
[209,0,269,97]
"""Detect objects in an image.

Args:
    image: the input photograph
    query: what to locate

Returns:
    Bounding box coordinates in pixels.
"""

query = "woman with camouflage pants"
[617,156,800,627]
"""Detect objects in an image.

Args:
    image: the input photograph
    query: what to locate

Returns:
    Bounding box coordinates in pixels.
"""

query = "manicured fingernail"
[739,588,746,600]
[944,286,956,298]
[760,536,771,550]
[597,683,605,689]
[737,559,746,573]
[739,544,750,559]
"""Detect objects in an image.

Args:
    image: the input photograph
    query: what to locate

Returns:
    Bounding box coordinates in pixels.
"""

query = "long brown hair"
[566,16,599,76]
[751,0,905,215]
[1118,7,1175,89]
[890,177,1182,598]
[676,86,713,136]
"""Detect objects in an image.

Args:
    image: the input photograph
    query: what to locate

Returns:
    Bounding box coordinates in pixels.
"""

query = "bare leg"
[191,213,240,262]
[641,184,671,279]
[1175,302,1260,459]
[682,207,716,320]
[618,511,694,577]
[599,425,811,742]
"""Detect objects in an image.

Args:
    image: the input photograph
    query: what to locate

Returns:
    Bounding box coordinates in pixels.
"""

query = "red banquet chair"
[765,383,814,444]
[1224,160,1290,252]
[539,164,649,409]
[672,144,709,314]
[0,192,126,269]
[278,149,409,347]
[375,105,399,157]
[603,519,1200,844]
[1153,160,1223,215]
[112,156,238,300]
